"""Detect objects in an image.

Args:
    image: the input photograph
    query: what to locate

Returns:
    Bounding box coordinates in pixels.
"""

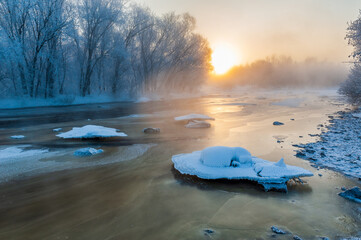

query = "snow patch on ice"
[185,120,211,128]
[56,125,127,139]
[0,146,48,163]
[10,135,25,139]
[175,114,215,122]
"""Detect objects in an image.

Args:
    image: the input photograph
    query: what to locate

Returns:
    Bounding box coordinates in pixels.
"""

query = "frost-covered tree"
[339,64,361,104]
[339,10,361,104]
[0,0,69,98]
[0,0,211,100]
[126,8,211,96]
[71,0,123,96]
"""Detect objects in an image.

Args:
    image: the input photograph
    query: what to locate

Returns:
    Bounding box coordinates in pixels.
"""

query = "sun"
[211,45,238,75]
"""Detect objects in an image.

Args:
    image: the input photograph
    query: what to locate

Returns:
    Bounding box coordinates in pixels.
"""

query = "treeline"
[210,56,347,89]
[0,0,212,99]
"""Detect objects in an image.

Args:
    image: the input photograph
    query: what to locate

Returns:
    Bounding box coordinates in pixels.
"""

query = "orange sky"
[134,0,361,65]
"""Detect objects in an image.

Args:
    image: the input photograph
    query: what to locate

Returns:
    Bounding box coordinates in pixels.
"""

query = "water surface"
[0,90,360,239]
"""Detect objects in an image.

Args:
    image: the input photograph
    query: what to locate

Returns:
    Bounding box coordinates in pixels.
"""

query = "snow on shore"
[57,125,127,139]
[295,111,361,178]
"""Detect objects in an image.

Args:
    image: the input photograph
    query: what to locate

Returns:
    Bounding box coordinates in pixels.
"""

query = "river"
[0,89,360,239]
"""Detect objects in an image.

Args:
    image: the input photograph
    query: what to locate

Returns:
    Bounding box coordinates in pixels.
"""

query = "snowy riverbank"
[295,110,361,179]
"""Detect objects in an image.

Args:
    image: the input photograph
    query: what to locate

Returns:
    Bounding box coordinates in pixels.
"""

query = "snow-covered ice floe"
[185,120,211,128]
[56,125,127,139]
[174,114,215,122]
[172,146,313,191]
[73,147,103,157]
[0,146,48,162]
[10,135,25,139]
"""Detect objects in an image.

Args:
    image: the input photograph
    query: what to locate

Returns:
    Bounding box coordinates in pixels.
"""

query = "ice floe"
[53,128,62,132]
[185,120,211,128]
[73,147,104,157]
[10,135,25,139]
[174,114,215,122]
[56,125,127,139]
[172,146,313,191]
[0,146,48,163]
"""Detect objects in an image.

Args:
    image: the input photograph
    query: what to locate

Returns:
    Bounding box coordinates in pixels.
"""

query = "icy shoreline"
[295,110,361,179]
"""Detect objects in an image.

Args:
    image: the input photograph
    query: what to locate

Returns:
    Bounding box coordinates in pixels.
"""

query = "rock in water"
[271,226,286,234]
[74,148,103,157]
[338,187,361,203]
[185,120,211,128]
[203,229,214,235]
[143,128,160,134]
[10,135,25,139]
[273,121,284,126]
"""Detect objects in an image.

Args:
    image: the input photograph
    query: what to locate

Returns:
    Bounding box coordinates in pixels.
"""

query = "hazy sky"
[134,0,361,64]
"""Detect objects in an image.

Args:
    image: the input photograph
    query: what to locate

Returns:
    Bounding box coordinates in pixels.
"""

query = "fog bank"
[209,56,348,89]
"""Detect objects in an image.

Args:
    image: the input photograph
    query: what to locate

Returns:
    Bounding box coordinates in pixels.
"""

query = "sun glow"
[211,45,238,75]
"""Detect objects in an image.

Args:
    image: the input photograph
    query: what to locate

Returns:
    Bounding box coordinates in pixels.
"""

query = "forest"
[0,0,212,99]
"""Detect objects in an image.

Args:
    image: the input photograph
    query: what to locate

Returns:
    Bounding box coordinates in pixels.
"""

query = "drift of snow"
[0,146,48,163]
[185,120,211,128]
[73,148,104,157]
[172,146,313,191]
[56,125,127,139]
[10,135,25,139]
[295,111,361,178]
[174,114,215,122]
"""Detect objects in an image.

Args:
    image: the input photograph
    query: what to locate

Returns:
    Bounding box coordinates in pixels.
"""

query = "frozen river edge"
[295,110,361,180]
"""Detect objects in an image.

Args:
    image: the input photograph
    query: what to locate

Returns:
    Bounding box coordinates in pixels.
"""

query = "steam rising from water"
[209,56,348,89]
